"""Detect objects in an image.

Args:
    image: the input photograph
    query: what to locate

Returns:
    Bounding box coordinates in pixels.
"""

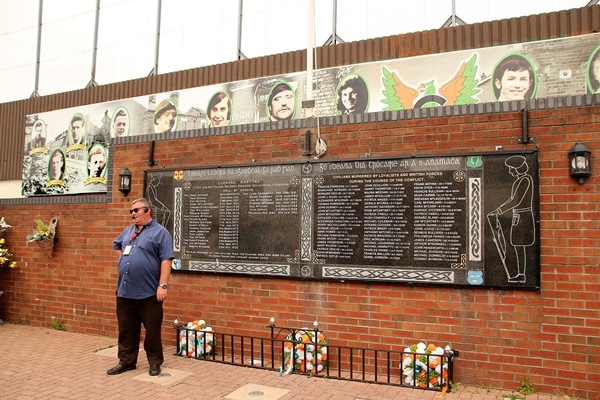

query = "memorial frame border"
[144,149,541,291]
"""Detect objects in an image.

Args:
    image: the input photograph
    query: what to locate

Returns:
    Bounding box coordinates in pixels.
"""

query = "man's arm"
[156,258,172,301]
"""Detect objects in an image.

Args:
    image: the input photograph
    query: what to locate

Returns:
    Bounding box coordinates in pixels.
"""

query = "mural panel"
[22,33,600,196]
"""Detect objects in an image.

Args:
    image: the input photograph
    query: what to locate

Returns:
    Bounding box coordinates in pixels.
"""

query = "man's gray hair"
[132,198,152,213]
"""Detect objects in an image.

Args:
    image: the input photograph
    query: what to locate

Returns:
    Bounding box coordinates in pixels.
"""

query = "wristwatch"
[159,284,168,289]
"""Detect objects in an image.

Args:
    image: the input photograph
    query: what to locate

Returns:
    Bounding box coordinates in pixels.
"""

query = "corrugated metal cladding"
[1,6,599,181]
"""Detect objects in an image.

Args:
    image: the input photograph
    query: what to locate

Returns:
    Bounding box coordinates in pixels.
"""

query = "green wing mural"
[381,67,419,110]
[381,54,480,110]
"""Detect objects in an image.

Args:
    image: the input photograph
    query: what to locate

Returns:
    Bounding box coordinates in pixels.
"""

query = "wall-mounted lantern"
[568,142,591,184]
[118,167,132,196]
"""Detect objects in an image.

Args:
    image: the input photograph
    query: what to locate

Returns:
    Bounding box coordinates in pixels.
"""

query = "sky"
[0,0,591,104]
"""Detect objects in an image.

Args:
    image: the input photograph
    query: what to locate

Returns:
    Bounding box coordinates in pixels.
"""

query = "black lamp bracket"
[518,108,534,144]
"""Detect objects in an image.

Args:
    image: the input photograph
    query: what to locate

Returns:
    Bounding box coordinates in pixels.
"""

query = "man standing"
[107,198,174,377]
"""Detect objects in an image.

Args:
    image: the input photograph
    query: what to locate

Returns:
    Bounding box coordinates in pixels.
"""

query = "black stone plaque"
[145,151,540,289]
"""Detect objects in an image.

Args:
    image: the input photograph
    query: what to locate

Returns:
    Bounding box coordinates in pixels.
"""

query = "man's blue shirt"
[113,220,174,299]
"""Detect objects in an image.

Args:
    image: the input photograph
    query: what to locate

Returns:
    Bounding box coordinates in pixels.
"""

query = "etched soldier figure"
[487,155,535,283]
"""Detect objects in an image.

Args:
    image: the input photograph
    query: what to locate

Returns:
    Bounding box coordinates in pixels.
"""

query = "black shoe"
[149,364,161,376]
[106,364,136,375]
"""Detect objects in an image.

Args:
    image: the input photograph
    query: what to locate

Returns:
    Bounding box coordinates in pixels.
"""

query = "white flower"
[416,359,428,371]
[281,328,328,374]
[0,217,11,229]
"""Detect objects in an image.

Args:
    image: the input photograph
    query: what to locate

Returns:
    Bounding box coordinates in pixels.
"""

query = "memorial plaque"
[145,151,540,289]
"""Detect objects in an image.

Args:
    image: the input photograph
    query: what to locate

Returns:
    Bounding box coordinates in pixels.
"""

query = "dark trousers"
[116,296,164,366]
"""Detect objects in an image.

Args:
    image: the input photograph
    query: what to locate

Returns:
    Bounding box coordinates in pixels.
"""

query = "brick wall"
[1,101,599,399]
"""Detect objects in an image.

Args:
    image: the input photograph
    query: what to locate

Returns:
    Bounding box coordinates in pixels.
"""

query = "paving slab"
[0,323,569,400]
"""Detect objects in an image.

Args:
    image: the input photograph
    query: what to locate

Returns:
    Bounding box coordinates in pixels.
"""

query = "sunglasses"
[129,207,148,214]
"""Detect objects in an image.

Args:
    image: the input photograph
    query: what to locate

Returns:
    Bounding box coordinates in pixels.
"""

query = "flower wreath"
[282,328,327,375]
[401,342,449,389]
[178,319,215,358]
[0,217,17,269]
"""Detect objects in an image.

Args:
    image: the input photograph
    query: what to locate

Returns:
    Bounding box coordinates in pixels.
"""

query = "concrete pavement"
[0,323,561,400]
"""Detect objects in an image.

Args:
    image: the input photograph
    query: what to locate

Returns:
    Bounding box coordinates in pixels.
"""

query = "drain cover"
[248,390,264,397]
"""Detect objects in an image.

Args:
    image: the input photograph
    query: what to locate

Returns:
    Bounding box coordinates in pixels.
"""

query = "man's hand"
[157,286,167,302]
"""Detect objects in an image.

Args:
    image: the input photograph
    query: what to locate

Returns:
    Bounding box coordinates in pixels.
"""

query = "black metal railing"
[174,322,458,392]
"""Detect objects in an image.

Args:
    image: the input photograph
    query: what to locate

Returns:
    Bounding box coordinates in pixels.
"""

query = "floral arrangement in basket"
[0,217,17,268]
[26,217,57,258]
[283,328,327,375]
[178,319,215,357]
[401,342,449,389]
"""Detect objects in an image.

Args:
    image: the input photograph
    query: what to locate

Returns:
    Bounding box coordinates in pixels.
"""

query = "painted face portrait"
[492,55,535,101]
[586,48,600,94]
[336,75,369,114]
[49,151,64,180]
[70,116,85,145]
[341,87,359,113]
[34,123,44,140]
[495,69,532,101]
[111,109,129,137]
[88,147,106,178]
[154,100,177,133]
[31,122,46,149]
[209,94,230,127]
[593,58,600,82]
[268,83,295,121]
